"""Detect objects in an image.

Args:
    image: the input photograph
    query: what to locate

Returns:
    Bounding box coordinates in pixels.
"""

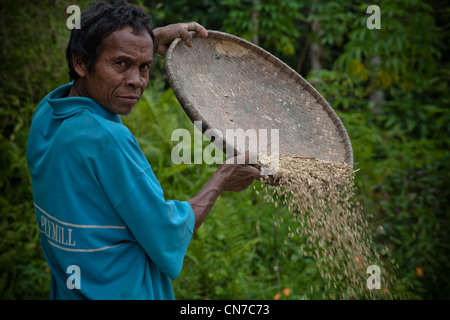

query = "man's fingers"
[153,21,208,55]
[184,22,208,38]
[180,22,208,47]
[179,28,193,47]
[246,164,263,178]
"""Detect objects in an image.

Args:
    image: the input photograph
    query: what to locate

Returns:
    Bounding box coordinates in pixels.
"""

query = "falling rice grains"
[258,154,398,299]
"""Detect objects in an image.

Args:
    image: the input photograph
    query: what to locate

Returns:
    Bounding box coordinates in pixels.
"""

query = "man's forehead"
[103,26,153,56]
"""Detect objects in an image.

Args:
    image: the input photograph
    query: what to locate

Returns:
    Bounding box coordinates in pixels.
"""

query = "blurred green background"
[0,0,449,300]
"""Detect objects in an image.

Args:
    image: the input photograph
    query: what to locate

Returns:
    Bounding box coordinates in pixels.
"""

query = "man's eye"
[116,60,126,67]
[140,64,151,71]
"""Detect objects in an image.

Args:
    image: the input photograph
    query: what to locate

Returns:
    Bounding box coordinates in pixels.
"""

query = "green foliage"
[221,0,304,55]
[173,186,329,300]
[0,0,71,299]
[1,0,449,300]
[335,0,442,91]
[306,0,450,297]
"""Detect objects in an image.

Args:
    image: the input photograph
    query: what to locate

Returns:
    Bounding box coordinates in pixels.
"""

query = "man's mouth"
[117,95,140,104]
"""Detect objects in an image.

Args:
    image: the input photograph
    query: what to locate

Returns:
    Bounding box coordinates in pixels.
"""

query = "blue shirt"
[26,83,195,299]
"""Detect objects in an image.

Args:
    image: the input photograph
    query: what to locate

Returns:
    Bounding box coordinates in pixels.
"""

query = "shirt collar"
[47,82,121,123]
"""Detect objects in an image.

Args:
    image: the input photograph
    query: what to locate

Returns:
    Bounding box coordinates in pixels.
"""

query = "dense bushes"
[1,0,449,299]
[0,0,69,299]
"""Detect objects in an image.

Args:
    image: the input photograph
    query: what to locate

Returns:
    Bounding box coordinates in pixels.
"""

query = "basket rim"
[165,30,354,165]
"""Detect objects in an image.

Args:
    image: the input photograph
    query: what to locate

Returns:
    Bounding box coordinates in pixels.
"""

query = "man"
[27,0,266,299]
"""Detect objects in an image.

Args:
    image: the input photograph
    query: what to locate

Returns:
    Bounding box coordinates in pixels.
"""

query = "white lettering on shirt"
[41,215,76,247]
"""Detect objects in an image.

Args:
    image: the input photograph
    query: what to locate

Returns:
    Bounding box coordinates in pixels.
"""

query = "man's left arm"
[153,22,208,55]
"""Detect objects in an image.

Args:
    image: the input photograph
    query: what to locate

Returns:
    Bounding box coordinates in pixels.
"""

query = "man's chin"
[114,101,139,115]
[117,107,135,116]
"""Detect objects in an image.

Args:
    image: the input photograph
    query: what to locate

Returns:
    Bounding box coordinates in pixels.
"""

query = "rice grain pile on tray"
[257,154,399,299]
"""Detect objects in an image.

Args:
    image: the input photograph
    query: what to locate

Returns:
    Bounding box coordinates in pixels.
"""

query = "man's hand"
[219,152,263,192]
[188,151,278,232]
[152,22,208,55]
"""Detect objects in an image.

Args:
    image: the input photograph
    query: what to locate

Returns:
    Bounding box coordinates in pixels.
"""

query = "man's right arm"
[187,153,264,232]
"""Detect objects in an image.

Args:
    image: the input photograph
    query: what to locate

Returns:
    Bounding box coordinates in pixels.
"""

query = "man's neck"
[67,80,87,98]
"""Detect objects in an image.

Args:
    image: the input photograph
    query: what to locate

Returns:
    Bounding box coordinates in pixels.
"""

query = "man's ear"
[72,54,87,78]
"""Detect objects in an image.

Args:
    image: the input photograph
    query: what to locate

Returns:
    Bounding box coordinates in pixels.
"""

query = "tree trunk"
[251,0,260,45]
[309,19,322,71]
[369,56,385,112]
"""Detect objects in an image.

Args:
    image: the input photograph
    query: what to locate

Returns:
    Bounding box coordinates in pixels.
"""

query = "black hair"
[66,0,155,80]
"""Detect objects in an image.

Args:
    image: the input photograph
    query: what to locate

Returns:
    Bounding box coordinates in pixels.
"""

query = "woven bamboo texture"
[165,30,353,165]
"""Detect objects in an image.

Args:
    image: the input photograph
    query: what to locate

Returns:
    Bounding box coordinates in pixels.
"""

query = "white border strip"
[34,202,126,229]
[45,237,128,252]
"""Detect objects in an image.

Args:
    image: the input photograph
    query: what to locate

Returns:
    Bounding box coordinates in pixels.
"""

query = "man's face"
[83,26,153,115]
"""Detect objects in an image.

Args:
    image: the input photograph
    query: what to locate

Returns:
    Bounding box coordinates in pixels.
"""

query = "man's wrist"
[206,164,227,193]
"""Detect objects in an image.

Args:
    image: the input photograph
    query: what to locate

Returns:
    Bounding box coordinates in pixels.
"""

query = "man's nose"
[125,67,143,88]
